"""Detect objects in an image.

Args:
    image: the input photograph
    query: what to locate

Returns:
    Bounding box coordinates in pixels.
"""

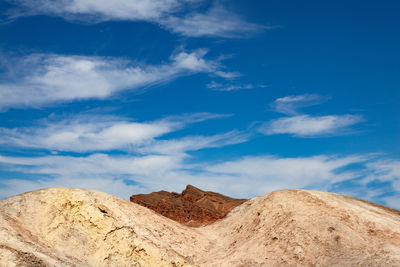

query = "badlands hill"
[0,188,400,266]
[130,185,247,226]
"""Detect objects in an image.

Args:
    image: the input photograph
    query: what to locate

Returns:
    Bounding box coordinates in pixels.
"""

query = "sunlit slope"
[201,189,400,266]
[0,188,208,266]
[1,188,399,266]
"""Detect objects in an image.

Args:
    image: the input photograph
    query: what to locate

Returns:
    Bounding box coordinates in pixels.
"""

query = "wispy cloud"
[0,108,397,208]
[204,154,372,195]
[0,50,234,109]
[270,94,328,115]
[0,113,232,152]
[1,152,398,210]
[161,5,271,38]
[207,81,267,91]
[0,153,176,199]
[363,160,400,209]
[259,114,363,137]
[5,1,270,38]
[138,130,250,155]
[260,94,364,137]
[330,158,400,209]
[366,160,400,182]
[0,110,250,198]
[6,0,195,21]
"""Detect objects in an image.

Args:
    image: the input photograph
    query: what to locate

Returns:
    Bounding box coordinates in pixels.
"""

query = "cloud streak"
[161,5,270,38]
[5,1,268,38]
[138,130,250,155]
[260,114,363,137]
[261,94,364,137]
[0,152,398,210]
[6,0,194,21]
[0,111,252,200]
[270,94,328,115]
[206,81,267,91]
[0,50,235,109]
[0,113,234,152]
[0,110,396,208]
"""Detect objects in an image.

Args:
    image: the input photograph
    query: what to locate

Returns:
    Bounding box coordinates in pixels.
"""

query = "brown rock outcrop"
[130,185,247,226]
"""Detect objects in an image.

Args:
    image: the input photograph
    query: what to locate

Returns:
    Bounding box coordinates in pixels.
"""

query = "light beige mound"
[0,188,210,267]
[200,190,400,266]
[1,188,400,266]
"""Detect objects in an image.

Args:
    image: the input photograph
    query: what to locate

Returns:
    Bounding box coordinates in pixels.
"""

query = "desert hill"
[0,188,400,266]
[130,185,247,226]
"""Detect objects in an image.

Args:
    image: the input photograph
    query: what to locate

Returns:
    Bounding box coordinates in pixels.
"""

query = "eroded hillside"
[1,188,400,266]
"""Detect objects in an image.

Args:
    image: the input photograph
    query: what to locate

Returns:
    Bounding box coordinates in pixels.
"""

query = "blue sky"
[0,0,399,208]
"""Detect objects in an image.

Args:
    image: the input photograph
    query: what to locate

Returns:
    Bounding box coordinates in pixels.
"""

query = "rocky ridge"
[130,185,247,226]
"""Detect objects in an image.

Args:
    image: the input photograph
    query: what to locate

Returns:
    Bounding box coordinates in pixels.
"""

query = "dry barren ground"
[1,188,399,266]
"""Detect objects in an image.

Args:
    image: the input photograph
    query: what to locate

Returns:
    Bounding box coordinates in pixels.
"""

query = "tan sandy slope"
[0,188,399,266]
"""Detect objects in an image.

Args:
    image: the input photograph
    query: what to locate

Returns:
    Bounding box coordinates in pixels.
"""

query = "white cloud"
[138,130,250,155]
[0,153,378,200]
[8,0,191,21]
[330,158,400,209]
[0,153,182,178]
[361,160,400,207]
[204,154,371,195]
[271,94,327,115]
[161,5,270,38]
[260,114,363,137]
[261,94,364,137]
[6,1,269,38]
[0,111,253,198]
[0,50,232,109]
[0,149,398,209]
[0,153,196,199]
[366,160,400,182]
[0,113,231,152]
[206,81,267,91]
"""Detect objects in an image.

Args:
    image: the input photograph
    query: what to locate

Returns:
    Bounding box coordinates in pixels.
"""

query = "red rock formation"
[130,185,247,226]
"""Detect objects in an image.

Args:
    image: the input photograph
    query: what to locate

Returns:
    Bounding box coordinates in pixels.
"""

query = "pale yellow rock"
[0,188,207,266]
[0,188,400,266]
[200,190,400,266]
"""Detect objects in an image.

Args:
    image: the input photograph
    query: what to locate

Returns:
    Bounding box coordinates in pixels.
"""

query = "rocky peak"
[130,185,247,226]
